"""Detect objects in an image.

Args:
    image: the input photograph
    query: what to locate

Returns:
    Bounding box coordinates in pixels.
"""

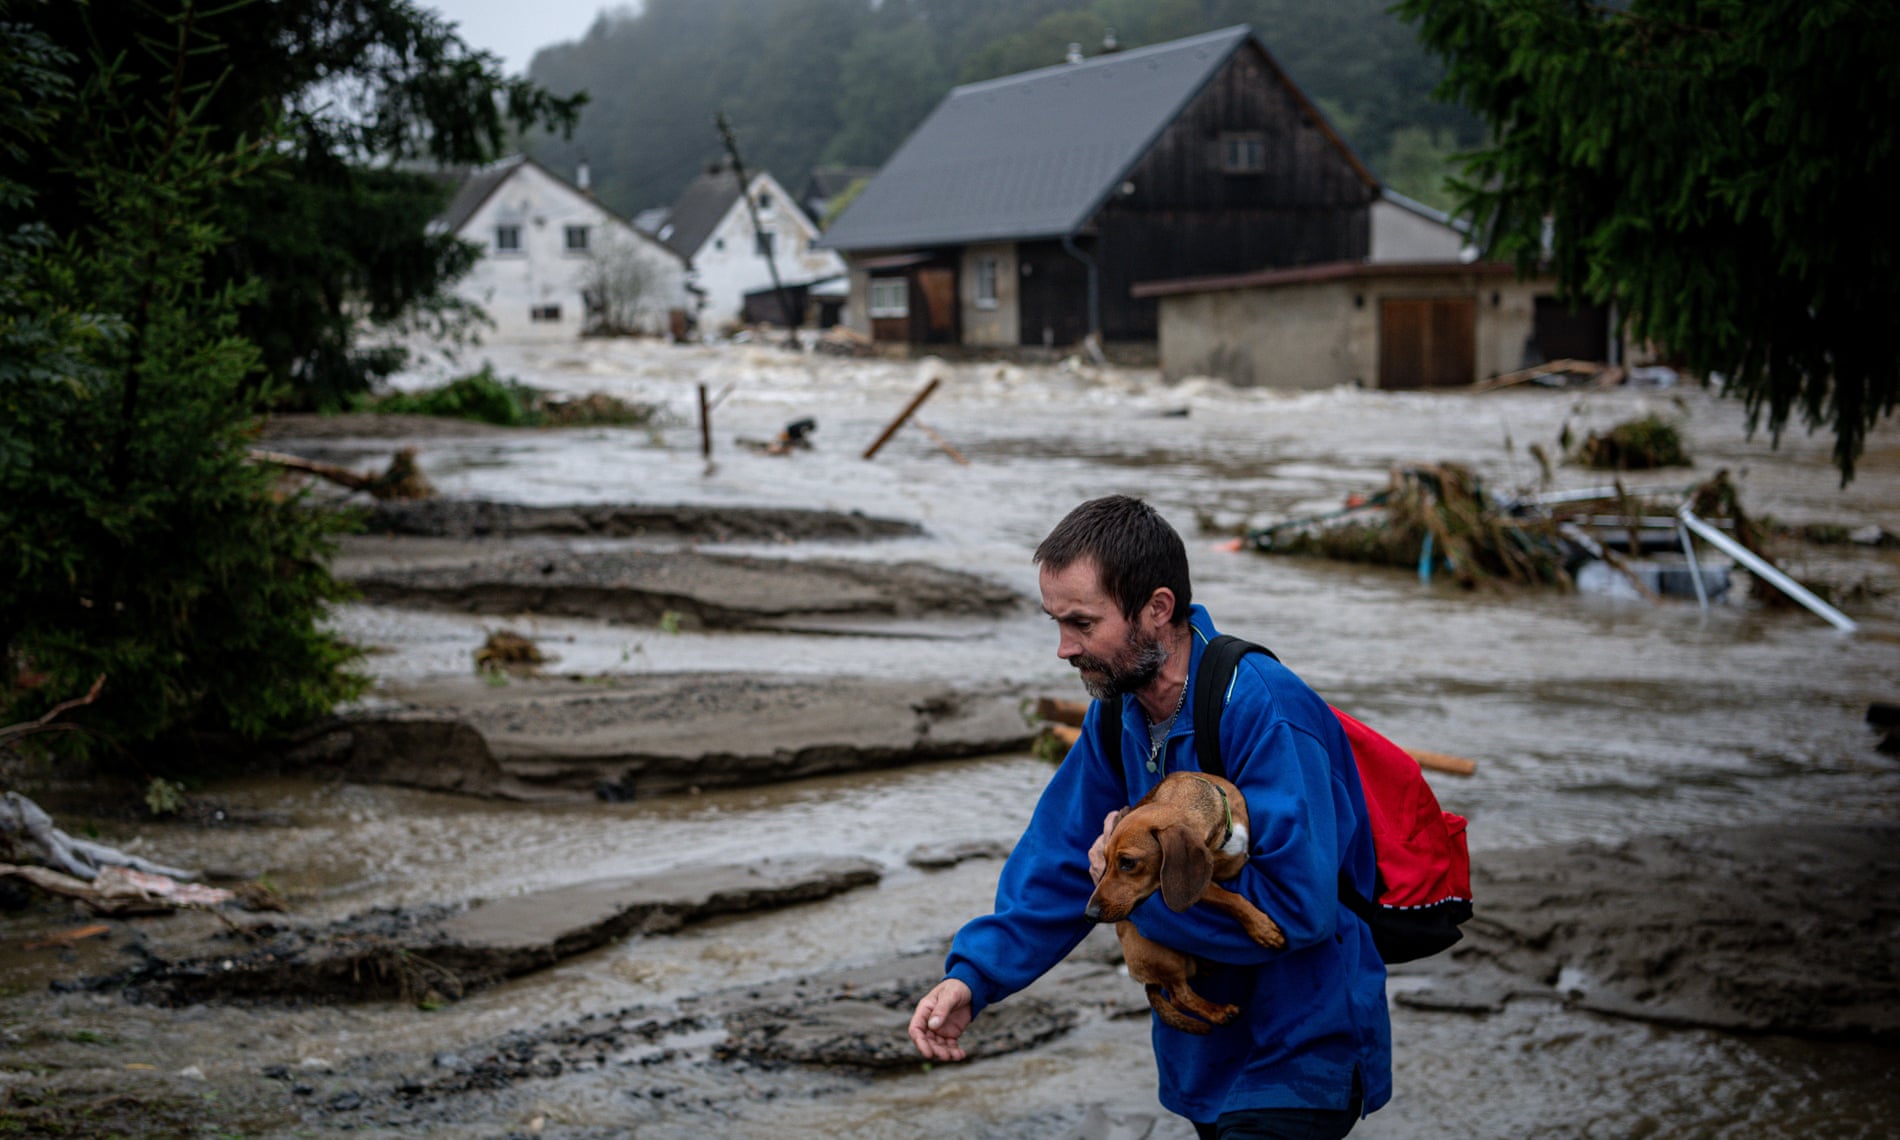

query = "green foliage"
[144,777,187,817]
[1574,416,1691,471]
[15,0,584,412]
[1397,0,1899,482]
[372,367,539,425]
[368,367,657,427]
[0,10,364,758]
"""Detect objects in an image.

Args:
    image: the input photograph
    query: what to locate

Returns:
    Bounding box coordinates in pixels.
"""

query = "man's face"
[1039,559,1165,700]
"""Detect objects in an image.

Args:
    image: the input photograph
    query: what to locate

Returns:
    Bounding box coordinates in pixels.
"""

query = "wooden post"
[863,376,941,460]
[698,383,712,462]
[912,419,969,465]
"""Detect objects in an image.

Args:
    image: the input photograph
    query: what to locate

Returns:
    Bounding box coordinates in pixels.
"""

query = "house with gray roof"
[819,25,1450,351]
[433,155,691,342]
[647,159,843,333]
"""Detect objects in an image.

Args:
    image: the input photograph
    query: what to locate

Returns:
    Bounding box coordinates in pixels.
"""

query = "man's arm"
[911,703,1126,1055]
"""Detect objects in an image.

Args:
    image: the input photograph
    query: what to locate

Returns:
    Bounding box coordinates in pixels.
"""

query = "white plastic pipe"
[1677,506,1858,632]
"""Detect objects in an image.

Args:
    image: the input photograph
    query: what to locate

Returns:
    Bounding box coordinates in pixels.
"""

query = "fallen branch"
[250,447,434,500]
[1470,358,1602,393]
[0,863,232,916]
[0,674,104,748]
[1,791,198,881]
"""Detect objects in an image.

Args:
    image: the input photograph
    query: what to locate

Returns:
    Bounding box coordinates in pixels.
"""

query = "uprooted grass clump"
[1256,464,1573,589]
[369,366,657,428]
[1574,415,1690,470]
[474,629,546,676]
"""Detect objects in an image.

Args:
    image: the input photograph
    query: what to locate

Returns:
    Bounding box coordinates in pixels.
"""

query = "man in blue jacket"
[907,495,1390,1139]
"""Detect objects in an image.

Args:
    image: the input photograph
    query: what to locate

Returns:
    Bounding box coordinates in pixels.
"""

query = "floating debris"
[474,630,546,676]
[1252,464,1572,589]
[1574,415,1690,470]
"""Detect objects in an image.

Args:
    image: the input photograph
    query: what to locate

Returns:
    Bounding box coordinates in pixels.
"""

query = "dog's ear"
[1157,823,1212,912]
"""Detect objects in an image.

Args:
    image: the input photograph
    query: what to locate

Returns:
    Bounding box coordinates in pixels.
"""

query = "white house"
[435,156,692,342]
[1370,189,1473,263]
[646,160,844,333]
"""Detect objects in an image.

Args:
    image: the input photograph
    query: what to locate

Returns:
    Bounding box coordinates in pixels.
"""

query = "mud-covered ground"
[5,340,1900,1137]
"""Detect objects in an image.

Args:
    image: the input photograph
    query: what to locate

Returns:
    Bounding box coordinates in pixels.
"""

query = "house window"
[755,231,775,258]
[974,257,999,310]
[495,224,522,252]
[1220,131,1266,174]
[530,304,562,322]
[868,278,909,319]
[756,190,773,211]
[564,224,589,252]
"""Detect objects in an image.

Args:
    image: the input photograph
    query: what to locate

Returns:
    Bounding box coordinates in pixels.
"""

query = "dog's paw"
[1211,1003,1240,1026]
[1244,912,1287,950]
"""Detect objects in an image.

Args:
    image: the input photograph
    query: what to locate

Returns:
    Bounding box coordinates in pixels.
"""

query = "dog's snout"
[1084,898,1103,922]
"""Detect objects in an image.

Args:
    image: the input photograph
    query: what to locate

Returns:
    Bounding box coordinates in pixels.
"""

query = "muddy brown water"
[5,343,1900,1137]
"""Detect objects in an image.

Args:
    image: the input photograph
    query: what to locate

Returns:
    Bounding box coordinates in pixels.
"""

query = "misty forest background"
[519,0,1479,217]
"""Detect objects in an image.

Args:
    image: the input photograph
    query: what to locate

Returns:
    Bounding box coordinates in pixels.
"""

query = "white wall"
[690,172,845,332]
[455,162,689,342]
[1369,197,1468,263]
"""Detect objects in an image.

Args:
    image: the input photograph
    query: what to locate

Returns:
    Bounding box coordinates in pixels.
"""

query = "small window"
[530,304,562,322]
[564,224,589,252]
[756,190,773,211]
[495,224,522,252]
[868,278,908,319]
[1220,131,1266,174]
[714,237,725,251]
[755,231,775,259]
[974,257,999,310]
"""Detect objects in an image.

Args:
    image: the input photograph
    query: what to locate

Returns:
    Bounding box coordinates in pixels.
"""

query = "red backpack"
[1105,634,1473,963]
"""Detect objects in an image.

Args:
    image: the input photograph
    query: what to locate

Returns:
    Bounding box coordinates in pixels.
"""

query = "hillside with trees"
[522,0,1480,219]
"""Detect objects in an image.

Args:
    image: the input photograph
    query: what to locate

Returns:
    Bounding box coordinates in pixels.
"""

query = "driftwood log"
[250,447,435,500]
[0,791,196,881]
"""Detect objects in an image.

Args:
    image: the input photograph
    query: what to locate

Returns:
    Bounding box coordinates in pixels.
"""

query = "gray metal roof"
[662,161,745,258]
[818,26,1254,252]
[434,155,528,236]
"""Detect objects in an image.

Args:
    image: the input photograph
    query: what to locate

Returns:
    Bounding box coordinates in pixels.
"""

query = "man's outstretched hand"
[908,977,974,1062]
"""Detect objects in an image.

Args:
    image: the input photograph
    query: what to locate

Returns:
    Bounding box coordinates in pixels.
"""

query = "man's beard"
[1072,626,1167,701]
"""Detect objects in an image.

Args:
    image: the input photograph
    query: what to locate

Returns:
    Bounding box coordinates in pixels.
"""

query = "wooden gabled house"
[818,25,1395,350]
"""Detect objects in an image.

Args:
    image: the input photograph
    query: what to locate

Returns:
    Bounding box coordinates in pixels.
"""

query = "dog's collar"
[1188,773,1234,851]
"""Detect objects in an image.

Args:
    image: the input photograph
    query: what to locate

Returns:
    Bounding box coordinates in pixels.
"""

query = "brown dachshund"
[1084,771,1286,1034]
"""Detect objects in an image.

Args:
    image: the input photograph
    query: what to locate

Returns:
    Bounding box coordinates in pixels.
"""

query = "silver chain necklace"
[1145,672,1189,773]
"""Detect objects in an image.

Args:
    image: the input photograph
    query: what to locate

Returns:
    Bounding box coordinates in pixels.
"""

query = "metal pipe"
[1676,522,1710,616]
[1677,506,1858,632]
[1060,232,1100,349]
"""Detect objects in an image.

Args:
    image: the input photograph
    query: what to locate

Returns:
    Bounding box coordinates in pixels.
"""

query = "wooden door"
[914,267,958,343]
[1380,297,1476,389]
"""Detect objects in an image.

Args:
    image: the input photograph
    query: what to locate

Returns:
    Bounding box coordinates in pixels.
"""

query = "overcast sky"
[425,0,633,76]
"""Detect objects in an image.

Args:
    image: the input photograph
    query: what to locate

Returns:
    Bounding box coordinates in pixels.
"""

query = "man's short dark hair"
[1034,495,1192,626]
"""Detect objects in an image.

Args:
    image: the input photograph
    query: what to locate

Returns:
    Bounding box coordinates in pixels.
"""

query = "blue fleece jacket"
[944,606,1391,1123]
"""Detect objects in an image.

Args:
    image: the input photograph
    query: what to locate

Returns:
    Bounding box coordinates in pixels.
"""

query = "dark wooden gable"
[1078,41,1377,341]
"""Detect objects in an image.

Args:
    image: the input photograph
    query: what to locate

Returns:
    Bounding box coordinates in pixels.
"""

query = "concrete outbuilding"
[1134,261,1620,389]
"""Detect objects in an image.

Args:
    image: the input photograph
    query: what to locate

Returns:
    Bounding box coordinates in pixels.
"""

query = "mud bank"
[77,857,881,1006]
[338,542,1021,632]
[293,674,1040,800]
[358,498,924,544]
[1400,823,1900,1040]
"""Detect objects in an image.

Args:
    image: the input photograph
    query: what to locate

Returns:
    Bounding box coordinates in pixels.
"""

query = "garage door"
[1380,297,1476,389]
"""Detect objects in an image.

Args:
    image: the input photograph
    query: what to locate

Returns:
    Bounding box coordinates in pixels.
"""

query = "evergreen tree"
[12,0,584,410]
[1399,0,1899,481]
[1,9,362,759]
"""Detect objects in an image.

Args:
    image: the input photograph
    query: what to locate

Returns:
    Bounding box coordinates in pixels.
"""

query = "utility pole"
[715,112,801,352]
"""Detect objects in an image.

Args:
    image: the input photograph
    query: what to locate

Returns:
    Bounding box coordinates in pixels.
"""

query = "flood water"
[11,340,1900,1137]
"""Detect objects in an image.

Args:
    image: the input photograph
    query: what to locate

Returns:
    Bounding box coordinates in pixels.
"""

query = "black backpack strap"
[1192,634,1277,780]
[1096,696,1124,798]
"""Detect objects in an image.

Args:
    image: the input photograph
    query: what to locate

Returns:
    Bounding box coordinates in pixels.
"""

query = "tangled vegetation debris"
[474,630,546,677]
[1574,415,1690,470]
[1253,464,1573,589]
